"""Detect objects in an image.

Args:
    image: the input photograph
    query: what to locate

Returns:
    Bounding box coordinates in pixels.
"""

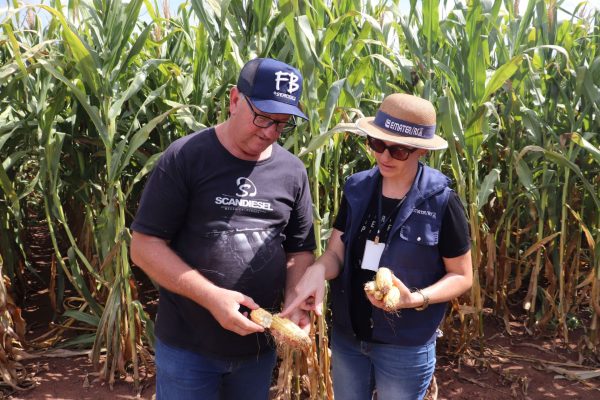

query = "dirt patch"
[8,356,155,400]
[8,225,599,399]
[7,315,599,400]
[433,315,600,400]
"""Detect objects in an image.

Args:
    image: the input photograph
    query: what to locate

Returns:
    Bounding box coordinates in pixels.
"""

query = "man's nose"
[262,123,282,138]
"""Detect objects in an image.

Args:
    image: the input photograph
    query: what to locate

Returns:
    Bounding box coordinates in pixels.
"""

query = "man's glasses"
[367,136,417,161]
[243,96,297,134]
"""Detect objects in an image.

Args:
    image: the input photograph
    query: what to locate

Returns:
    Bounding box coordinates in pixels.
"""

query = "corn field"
[0,0,599,397]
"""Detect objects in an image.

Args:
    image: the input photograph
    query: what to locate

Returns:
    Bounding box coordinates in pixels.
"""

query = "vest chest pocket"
[399,217,439,246]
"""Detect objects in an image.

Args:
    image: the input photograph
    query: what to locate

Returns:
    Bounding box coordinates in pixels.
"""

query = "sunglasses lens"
[368,136,416,161]
[389,147,410,161]
[367,137,386,153]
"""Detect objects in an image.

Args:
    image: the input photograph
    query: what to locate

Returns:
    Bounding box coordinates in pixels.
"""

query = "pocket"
[399,217,439,246]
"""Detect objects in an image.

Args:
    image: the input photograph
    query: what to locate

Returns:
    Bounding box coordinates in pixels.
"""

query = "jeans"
[155,337,277,400]
[331,329,436,400]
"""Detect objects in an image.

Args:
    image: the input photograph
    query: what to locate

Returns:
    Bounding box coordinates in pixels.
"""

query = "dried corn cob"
[250,308,311,351]
[364,267,402,311]
[364,281,377,295]
[364,280,384,301]
[375,267,393,295]
[383,286,401,311]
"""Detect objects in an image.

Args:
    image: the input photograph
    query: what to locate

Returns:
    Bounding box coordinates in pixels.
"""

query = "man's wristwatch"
[414,288,429,311]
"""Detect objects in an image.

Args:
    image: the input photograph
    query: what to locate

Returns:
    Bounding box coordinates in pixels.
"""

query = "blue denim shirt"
[330,163,452,346]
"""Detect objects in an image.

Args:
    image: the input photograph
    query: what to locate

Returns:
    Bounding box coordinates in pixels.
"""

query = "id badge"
[360,239,385,271]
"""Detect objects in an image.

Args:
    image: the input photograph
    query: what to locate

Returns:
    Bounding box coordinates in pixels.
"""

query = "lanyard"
[374,180,405,244]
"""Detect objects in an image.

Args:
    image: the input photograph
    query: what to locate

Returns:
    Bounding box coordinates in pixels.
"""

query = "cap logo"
[274,71,300,94]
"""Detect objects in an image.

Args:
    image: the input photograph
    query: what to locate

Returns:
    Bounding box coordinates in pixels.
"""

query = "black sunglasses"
[367,136,417,161]
[243,96,297,134]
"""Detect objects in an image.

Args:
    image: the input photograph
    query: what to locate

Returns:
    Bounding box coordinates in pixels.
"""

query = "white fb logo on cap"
[274,71,300,94]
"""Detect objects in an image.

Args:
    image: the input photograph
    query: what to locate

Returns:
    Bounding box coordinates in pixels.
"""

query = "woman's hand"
[280,263,327,317]
[365,275,416,311]
[281,229,344,320]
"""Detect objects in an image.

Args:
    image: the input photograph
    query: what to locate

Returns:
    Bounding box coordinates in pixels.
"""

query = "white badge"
[360,239,385,271]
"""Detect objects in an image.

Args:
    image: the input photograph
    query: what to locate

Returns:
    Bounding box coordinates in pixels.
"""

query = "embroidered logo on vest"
[412,208,437,218]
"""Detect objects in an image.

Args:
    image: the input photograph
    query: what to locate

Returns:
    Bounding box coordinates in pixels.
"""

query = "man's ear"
[230,86,241,115]
[417,149,429,157]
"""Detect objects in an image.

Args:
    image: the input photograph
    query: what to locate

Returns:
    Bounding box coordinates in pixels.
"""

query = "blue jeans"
[331,329,436,400]
[155,338,277,400]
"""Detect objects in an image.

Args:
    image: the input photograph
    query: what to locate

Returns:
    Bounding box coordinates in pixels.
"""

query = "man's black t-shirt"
[131,128,315,358]
[333,189,470,341]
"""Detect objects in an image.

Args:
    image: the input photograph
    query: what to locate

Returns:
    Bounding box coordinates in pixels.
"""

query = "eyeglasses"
[367,136,417,161]
[242,96,297,134]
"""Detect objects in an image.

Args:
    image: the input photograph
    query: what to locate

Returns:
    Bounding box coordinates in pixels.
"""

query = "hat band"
[374,111,436,139]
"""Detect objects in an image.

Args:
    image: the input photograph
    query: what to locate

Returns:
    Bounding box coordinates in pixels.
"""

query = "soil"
[5,219,599,399]
[6,291,599,400]
[432,317,600,400]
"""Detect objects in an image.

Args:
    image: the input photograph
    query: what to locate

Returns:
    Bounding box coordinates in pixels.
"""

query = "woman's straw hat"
[356,93,447,150]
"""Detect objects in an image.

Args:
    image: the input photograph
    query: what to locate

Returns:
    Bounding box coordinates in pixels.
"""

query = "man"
[130,58,316,400]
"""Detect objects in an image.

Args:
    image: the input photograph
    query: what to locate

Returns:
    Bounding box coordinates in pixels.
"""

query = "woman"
[282,93,473,400]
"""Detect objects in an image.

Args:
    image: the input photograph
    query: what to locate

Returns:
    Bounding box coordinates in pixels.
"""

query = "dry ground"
[6,311,599,400]
[8,225,599,400]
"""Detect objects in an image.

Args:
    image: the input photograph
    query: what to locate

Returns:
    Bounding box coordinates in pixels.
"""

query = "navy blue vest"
[330,163,452,346]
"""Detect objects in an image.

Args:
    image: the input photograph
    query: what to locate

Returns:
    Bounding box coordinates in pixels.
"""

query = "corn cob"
[364,280,384,301]
[250,308,311,351]
[364,281,377,295]
[364,267,401,311]
[375,267,393,295]
[383,286,401,311]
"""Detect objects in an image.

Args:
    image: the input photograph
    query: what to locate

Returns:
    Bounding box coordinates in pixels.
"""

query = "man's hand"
[203,287,265,336]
